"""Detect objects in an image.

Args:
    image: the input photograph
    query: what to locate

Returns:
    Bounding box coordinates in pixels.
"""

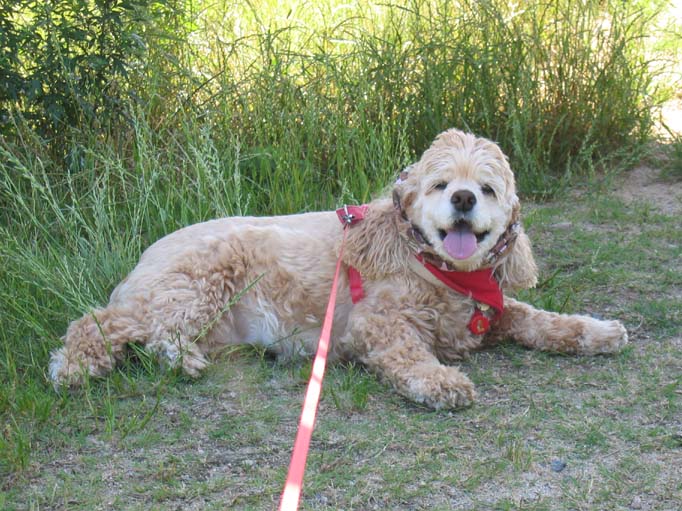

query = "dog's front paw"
[405,364,476,409]
[579,318,628,355]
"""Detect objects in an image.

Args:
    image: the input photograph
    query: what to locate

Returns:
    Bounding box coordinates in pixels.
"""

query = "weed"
[327,363,380,412]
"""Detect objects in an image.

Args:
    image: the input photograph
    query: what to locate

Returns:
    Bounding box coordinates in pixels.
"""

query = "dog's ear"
[392,164,416,219]
[495,199,538,291]
[342,200,412,278]
[342,165,418,277]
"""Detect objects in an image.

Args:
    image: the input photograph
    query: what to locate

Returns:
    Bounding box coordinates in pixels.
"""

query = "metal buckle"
[341,204,355,224]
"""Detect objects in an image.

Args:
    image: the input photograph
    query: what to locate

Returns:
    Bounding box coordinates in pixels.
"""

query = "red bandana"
[415,254,503,335]
[415,254,503,316]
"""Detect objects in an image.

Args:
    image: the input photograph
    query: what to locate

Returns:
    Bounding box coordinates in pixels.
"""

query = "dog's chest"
[432,300,488,360]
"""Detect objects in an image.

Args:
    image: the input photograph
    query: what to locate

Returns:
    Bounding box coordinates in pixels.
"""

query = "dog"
[49,129,628,408]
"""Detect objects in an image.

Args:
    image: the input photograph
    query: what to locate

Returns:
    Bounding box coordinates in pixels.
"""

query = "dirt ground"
[616,99,682,215]
[614,164,682,215]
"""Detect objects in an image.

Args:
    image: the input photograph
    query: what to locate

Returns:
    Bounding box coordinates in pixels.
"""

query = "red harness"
[335,205,369,302]
[336,205,503,335]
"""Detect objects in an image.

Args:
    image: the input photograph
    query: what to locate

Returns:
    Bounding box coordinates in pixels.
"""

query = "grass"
[1,0,681,509]
[2,185,681,509]
[3,0,673,198]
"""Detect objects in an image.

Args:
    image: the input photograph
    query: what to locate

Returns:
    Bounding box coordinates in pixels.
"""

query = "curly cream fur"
[50,129,628,408]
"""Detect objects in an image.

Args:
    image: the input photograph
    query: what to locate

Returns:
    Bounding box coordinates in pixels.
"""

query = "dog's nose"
[451,190,476,212]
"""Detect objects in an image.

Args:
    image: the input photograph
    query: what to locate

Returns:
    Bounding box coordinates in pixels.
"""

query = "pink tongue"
[443,227,477,260]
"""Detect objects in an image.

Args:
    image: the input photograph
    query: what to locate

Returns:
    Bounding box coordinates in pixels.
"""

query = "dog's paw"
[578,318,629,355]
[147,339,209,378]
[406,365,476,409]
[181,350,209,378]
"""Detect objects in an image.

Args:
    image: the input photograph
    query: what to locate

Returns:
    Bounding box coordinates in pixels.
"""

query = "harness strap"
[336,204,369,226]
[407,254,451,289]
[335,205,368,304]
[347,266,365,303]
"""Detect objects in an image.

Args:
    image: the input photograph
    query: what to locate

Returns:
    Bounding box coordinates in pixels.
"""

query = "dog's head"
[394,129,537,290]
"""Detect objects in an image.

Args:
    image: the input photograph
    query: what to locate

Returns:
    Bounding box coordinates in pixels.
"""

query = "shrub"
[2,0,670,194]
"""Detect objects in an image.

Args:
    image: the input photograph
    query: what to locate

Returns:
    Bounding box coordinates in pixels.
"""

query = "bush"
[2,0,670,195]
[0,0,187,141]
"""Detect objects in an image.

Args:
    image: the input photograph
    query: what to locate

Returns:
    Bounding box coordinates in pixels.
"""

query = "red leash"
[278,205,367,511]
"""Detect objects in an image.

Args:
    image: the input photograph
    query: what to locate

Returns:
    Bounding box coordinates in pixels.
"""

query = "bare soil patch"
[614,164,682,215]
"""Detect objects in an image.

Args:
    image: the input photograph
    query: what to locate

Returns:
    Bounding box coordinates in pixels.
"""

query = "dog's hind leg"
[50,286,217,387]
[140,269,239,377]
[49,304,150,387]
[145,331,209,378]
[50,237,248,387]
[490,297,628,355]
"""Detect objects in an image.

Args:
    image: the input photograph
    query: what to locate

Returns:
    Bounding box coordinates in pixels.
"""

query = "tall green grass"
[0,0,676,475]
[182,0,662,195]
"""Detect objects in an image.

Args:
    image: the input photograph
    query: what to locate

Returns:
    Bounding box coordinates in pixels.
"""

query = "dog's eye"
[481,184,496,196]
[434,182,448,191]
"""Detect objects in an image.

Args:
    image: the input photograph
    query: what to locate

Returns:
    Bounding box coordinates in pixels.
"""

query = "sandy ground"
[614,164,682,215]
[616,99,682,214]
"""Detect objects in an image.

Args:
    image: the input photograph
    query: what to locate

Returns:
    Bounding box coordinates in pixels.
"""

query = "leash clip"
[341,204,355,225]
[335,203,367,227]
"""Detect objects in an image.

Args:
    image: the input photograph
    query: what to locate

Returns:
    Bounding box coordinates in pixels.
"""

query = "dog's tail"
[49,305,149,388]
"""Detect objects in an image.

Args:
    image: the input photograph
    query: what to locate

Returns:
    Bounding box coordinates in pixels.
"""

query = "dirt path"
[614,164,682,215]
[615,99,682,214]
